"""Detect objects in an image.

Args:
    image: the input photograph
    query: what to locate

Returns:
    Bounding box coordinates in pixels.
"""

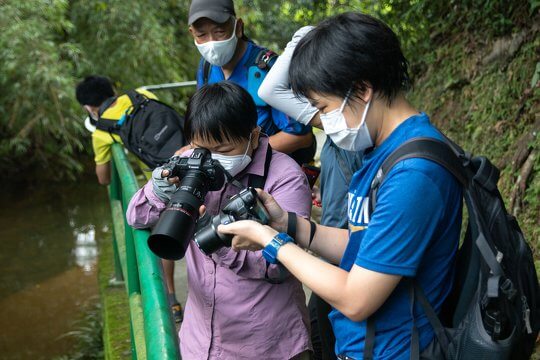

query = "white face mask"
[211,133,252,177]
[320,90,373,152]
[194,20,238,67]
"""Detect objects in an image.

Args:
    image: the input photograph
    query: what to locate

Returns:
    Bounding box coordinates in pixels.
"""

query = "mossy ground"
[409,22,539,357]
[409,24,540,273]
[98,230,132,359]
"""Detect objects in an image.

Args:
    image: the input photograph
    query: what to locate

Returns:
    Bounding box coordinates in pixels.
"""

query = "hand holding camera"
[217,189,290,251]
[151,165,180,202]
[148,148,226,260]
[147,149,273,260]
[194,187,270,255]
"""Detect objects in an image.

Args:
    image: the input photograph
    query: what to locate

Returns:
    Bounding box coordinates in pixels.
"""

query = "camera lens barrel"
[148,190,201,260]
[194,213,235,255]
[147,148,227,260]
[148,173,208,260]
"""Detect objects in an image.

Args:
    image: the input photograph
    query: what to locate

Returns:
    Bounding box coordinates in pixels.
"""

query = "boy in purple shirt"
[127,82,312,359]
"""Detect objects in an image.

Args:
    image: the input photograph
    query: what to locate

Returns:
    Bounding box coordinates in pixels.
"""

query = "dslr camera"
[148,148,226,260]
[194,187,270,255]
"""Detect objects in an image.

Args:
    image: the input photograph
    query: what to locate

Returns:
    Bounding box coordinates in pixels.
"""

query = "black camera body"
[194,187,270,255]
[148,148,226,260]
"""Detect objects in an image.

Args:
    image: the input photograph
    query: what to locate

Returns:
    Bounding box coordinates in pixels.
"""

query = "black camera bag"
[364,137,539,360]
[96,90,186,168]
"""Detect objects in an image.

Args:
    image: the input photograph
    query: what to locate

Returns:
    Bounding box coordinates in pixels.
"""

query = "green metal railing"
[108,143,181,360]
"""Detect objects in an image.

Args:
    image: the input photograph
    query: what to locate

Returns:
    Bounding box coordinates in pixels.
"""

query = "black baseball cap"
[188,0,236,25]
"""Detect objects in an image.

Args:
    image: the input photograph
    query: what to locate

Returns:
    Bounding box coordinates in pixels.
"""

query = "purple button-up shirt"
[127,137,312,359]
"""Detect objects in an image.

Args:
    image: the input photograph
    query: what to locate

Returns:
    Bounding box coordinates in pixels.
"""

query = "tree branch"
[510,150,536,216]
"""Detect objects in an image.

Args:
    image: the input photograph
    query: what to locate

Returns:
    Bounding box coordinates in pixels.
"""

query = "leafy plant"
[54,297,104,360]
[0,0,198,180]
[0,0,85,180]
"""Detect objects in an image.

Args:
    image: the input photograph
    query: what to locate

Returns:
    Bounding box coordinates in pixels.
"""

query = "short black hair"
[185,81,257,144]
[290,12,410,105]
[75,75,115,106]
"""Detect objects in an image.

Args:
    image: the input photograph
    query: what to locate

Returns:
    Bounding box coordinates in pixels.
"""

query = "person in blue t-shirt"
[218,12,463,360]
[187,0,315,165]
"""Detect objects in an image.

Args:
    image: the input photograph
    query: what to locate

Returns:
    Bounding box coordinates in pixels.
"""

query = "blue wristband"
[262,233,294,264]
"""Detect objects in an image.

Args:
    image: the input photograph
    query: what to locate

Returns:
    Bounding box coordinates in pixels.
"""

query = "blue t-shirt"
[330,113,462,359]
[196,41,310,136]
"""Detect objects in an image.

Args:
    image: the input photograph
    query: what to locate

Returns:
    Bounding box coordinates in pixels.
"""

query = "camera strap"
[287,212,297,239]
[248,145,272,189]
[228,176,245,190]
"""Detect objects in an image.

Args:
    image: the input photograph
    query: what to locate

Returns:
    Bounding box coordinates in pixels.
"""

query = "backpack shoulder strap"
[95,117,120,143]
[248,144,273,189]
[125,89,147,108]
[95,96,120,135]
[201,48,278,85]
[252,49,278,70]
[97,96,116,117]
[364,139,463,360]
[202,60,212,85]
[369,137,468,214]
[374,137,507,278]
[95,118,119,132]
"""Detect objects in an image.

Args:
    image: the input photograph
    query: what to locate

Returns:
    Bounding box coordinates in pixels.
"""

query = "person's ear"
[84,105,98,119]
[236,18,244,38]
[251,126,261,150]
[359,87,373,104]
[352,81,373,104]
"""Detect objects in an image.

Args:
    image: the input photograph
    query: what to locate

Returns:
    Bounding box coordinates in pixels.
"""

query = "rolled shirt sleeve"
[126,180,167,229]
[258,26,318,126]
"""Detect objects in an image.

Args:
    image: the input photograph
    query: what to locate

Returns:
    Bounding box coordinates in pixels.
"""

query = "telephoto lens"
[148,148,225,260]
[194,187,270,255]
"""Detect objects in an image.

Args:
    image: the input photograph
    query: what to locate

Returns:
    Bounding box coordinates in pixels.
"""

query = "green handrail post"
[123,207,141,296]
[109,143,181,360]
[109,160,124,283]
[133,229,180,360]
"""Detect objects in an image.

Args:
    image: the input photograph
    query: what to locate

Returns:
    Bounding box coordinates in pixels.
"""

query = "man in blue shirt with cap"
[187,0,315,165]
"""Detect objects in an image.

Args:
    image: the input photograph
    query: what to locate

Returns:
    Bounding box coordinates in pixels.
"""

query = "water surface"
[0,181,110,359]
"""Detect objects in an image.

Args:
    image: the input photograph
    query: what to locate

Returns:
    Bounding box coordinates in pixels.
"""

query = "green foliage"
[532,62,540,88]
[532,0,540,13]
[408,17,539,266]
[0,0,84,180]
[233,1,531,82]
[69,0,196,92]
[235,0,375,50]
[0,0,198,180]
